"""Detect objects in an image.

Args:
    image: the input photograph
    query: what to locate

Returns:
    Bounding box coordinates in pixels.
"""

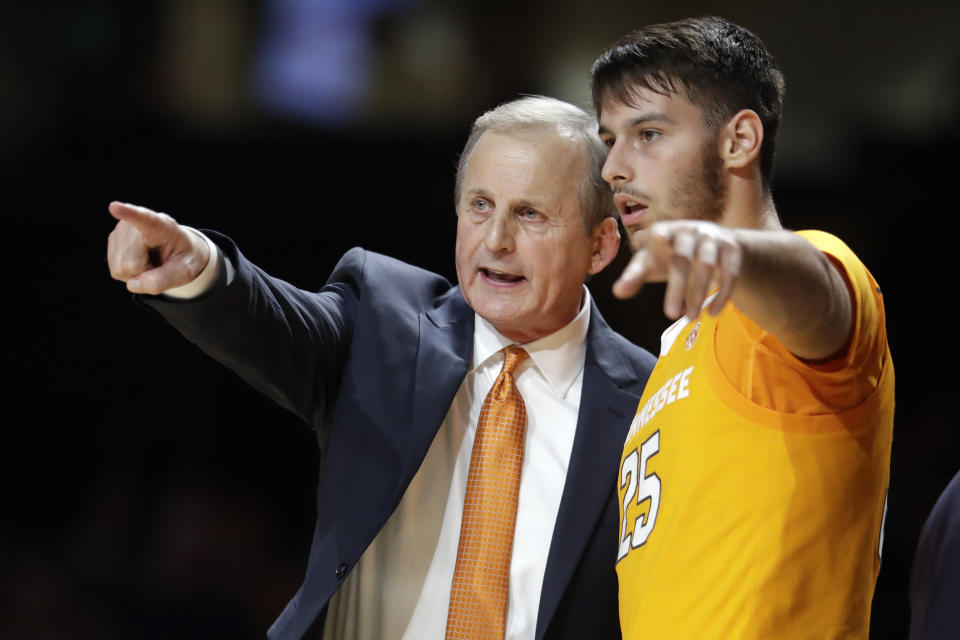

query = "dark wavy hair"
[591,16,785,193]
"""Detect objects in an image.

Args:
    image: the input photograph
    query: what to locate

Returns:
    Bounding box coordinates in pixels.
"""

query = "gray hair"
[454,95,616,231]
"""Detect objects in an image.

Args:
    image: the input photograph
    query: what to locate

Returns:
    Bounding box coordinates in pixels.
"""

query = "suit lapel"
[396,291,642,638]
[535,302,643,639]
[401,288,474,484]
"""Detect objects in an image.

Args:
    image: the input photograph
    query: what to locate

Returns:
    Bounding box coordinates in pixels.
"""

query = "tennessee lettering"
[626,366,693,440]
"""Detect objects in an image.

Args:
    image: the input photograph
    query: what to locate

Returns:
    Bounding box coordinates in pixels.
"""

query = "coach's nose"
[483,209,516,254]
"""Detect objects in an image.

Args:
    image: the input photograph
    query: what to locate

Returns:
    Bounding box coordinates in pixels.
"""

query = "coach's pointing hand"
[107,202,210,295]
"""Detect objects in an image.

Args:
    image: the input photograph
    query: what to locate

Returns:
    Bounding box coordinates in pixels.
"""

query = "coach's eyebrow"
[464,187,550,212]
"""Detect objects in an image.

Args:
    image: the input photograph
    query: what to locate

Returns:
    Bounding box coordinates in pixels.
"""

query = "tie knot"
[502,346,529,375]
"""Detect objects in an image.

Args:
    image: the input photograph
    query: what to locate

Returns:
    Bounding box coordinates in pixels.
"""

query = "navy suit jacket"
[909,469,960,640]
[146,235,657,640]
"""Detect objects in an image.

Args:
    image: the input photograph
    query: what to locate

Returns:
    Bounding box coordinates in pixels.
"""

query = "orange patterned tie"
[445,346,530,640]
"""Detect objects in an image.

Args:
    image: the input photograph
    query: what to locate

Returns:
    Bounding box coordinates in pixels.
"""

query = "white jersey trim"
[658,293,718,356]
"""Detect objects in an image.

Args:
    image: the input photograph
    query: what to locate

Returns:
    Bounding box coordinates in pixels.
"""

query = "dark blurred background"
[2,1,958,638]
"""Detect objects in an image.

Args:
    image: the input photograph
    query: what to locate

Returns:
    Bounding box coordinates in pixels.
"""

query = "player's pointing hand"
[107,202,210,295]
[612,220,743,321]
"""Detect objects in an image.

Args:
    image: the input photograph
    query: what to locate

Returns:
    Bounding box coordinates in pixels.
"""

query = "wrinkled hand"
[613,220,743,320]
[107,202,209,295]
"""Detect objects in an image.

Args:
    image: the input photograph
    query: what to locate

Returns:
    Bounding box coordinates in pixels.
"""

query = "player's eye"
[640,129,661,142]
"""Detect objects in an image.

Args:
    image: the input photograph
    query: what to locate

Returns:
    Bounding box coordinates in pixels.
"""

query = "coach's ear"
[588,216,621,275]
[720,109,763,170]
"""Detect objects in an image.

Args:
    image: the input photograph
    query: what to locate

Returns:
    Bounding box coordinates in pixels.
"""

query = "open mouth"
[613,193,649,226]
[481,268,525,284]
[619,201,648,228]
[614,194,648,229]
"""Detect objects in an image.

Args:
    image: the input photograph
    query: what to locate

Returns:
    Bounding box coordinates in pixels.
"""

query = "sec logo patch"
[685,321,700,350]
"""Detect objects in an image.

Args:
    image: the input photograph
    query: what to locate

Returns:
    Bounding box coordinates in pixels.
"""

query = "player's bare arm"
[107,202,210,295]
[613,220,853,361]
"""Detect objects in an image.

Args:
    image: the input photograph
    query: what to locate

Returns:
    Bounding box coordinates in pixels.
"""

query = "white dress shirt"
[323,291,592,640]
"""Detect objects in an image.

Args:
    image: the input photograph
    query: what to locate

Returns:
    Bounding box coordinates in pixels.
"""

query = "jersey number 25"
[618,430,661,562]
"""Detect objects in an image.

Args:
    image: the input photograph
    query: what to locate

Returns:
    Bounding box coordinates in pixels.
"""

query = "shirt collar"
[472,286,592,398]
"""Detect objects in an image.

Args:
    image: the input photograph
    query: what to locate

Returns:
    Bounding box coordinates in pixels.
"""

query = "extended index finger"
[612,249,654,299]
[108,202,169,237]
[627,227,652,252]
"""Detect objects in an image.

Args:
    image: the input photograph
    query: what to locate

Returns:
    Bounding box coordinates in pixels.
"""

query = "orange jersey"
[617,231,894,639]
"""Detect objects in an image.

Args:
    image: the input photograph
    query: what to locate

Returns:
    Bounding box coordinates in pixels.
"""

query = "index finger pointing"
[108,201,177,241]
[109,201,161,228]
[612,250,651,299]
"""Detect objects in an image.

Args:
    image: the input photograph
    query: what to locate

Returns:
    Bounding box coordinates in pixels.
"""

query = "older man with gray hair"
[107,96,655,640]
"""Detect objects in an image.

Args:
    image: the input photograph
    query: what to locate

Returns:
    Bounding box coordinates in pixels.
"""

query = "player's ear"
[588,216,620,275]
[719,109,763,170]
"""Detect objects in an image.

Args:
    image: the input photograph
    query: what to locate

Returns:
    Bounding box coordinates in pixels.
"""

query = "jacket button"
[335,563,348,580]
